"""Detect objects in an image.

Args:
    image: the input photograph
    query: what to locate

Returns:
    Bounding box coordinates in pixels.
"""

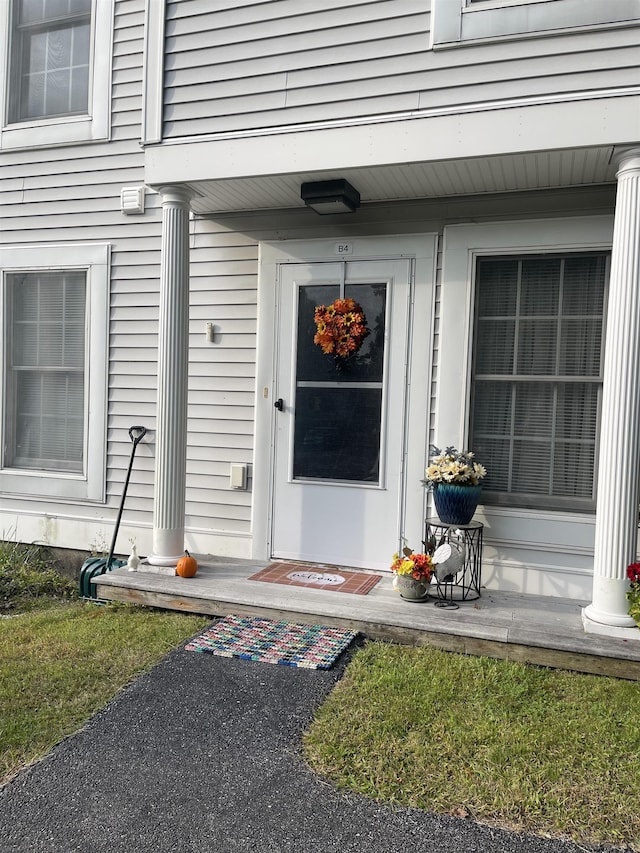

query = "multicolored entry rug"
[248,562,381,595]
[185,614,357,670]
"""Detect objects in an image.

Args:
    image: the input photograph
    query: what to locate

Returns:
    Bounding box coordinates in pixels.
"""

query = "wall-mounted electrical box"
[229,464,247,490]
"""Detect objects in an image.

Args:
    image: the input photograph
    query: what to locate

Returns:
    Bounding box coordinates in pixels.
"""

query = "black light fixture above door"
[300,179,360,214]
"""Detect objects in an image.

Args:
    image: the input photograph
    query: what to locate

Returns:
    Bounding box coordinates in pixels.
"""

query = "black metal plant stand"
[425,518,483,608]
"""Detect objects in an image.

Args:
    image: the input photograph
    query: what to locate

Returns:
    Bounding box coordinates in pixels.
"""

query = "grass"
[303,642,640,850]
[0,539,77,613]
[0,539,209,784]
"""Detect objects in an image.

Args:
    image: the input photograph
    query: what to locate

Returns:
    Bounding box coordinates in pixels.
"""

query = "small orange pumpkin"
[176,550,198,578]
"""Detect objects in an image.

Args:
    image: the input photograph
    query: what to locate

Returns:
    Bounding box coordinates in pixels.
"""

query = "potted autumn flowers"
[391,546,434,602]
[424,445,487,525]
[627,562,640,627]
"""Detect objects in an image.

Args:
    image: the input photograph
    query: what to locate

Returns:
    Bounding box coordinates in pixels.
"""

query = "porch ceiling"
[180,146,616,216]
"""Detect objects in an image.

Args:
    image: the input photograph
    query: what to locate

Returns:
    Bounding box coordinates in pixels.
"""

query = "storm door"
[271,259,412,570]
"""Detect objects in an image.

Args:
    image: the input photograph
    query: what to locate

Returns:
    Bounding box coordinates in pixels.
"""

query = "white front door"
[271,258,413,570]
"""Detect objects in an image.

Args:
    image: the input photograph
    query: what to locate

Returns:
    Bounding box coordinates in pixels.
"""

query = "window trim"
[0,243,109,502]
[437,215,613,517]
[431,0,640,48]
[0,0,114,149]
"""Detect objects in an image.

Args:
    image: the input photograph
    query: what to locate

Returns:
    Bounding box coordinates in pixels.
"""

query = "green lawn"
[0,600,208,784]
[304,642,640,850]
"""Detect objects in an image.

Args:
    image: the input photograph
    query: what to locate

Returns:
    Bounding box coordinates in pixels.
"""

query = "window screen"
[470,253,608,512]
[4,270,86,472]
[9,0,91,123]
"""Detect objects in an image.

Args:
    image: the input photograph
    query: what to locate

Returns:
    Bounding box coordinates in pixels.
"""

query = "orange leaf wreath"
[313,298,370,358]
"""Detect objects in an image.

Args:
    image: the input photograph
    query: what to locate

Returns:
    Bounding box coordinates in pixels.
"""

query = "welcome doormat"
[248,562,381,595]
[185,614,357,669]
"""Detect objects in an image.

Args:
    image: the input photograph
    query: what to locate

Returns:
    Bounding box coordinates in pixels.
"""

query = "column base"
[150,527,185,570]
[147,552,184,569]
[582,603,636,629]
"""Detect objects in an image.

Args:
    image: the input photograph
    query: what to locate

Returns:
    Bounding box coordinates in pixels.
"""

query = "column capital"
[613,146,640,175]
[158,186,192,208]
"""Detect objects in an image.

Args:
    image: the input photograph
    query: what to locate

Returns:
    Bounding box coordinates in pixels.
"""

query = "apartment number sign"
[334,242,353,255]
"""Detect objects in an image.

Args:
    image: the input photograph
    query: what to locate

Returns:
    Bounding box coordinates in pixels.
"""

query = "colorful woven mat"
[185,614,357,670]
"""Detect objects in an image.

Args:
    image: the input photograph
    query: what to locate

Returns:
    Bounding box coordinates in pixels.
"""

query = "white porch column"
[584,148,640,628]
[148,187,191,569]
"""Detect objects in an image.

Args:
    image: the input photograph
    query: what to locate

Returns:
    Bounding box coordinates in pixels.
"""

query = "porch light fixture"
[300,179,360,214]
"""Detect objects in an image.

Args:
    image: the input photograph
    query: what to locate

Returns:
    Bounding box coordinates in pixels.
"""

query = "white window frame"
[431,0,640,48]
[437,215,613,517]
[0,243,109,502]
[0,0,114,150]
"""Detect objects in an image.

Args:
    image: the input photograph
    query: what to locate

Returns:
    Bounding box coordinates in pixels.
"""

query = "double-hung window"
[0,243,109,501]
[470,253,608,512]
[5,270,86,473]
[1,0,113,148]
[8,0,91,123]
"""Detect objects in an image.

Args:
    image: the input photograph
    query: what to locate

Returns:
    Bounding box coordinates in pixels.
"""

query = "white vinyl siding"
[0,1,156,529]
[161,0,639,140]
[0,0,260,549]
[185,222,257,534]
[470,253,608,512]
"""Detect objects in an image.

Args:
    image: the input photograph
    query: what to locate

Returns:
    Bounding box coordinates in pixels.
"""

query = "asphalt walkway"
[0,633,613,853]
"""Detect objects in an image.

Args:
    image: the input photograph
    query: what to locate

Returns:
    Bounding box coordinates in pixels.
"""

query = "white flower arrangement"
[424,445,487,488]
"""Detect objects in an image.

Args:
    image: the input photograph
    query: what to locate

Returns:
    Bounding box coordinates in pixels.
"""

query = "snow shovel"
[79,425,147,599]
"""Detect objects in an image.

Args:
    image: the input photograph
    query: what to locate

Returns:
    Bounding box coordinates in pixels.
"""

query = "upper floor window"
[431,0,640,48]
[8,0,91,124]
[0,0,113,149]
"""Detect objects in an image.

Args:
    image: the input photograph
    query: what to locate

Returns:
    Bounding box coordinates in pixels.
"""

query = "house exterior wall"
[162,0,639,139]
[0,0,259,559]
[0,0,161,553]
[2,0,639,607]
[185,218,257,551]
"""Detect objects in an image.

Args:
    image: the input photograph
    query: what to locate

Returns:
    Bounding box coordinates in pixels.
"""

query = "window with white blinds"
[470,253,608,512]
[5,271,86,472]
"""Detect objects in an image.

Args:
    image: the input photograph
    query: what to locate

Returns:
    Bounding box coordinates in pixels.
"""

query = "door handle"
[274,398,284,411]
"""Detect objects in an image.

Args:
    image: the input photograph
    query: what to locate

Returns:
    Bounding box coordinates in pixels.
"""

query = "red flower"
[628,562,640,584]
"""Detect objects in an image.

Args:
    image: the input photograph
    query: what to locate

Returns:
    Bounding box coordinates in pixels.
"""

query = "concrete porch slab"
[94,557,640,680]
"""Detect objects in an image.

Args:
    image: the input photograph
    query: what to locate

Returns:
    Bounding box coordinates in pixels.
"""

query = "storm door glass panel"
[5,270,86,472]
[293,282,387,482]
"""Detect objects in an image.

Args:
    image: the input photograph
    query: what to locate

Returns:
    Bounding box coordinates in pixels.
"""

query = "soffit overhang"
[144,96,638,215]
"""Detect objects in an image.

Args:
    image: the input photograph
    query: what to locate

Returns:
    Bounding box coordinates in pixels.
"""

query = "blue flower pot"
[433,484,481,525]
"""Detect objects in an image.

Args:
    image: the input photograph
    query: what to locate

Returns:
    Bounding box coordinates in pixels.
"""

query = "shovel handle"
[129,426,147,446]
